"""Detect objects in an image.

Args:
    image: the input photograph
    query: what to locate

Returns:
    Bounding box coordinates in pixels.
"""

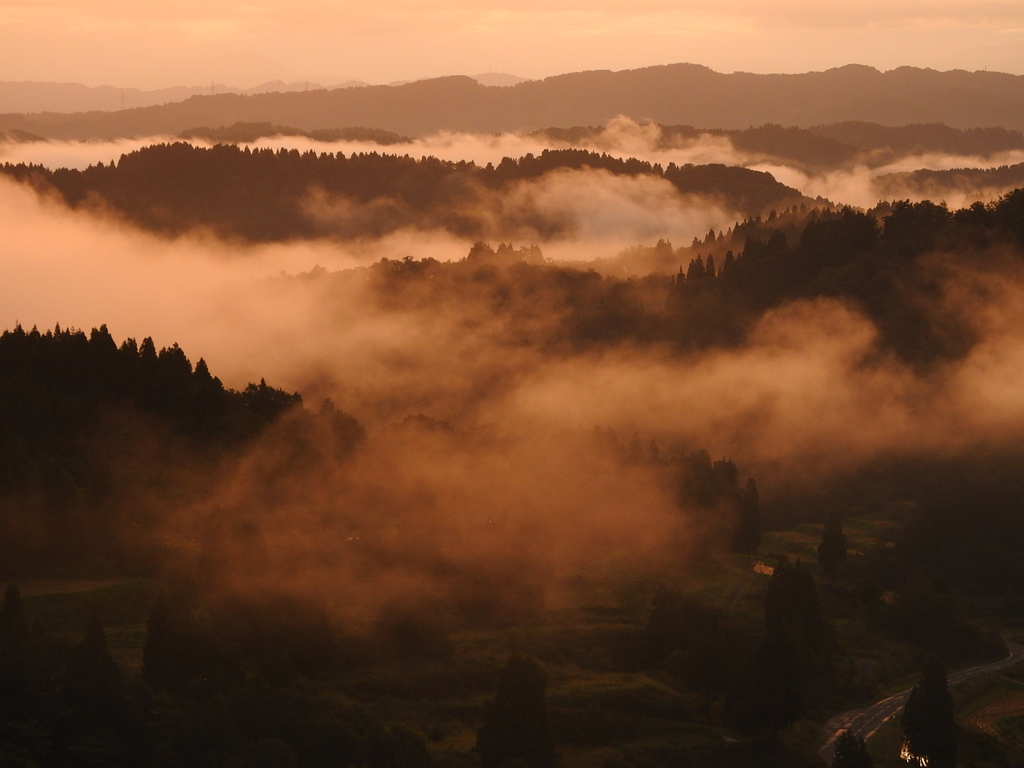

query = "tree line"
[0,143,800,241]
[0,324,361,578]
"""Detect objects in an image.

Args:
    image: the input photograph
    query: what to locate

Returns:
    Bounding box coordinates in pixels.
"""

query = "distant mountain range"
[3,64,1024,141]
[0,74,530,116]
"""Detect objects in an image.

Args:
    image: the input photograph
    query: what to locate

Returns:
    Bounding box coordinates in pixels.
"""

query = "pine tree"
[142,592,174,689]
[0,584,35,718]
[832,731,873,767]
[731,479,761,555]
[817,512,848,582]
[0,584,27,641]
[765,558,833,674]
[673,606,736,716]
[724,632,804,738]
[52,611,130,767]
[60,611,123,716]
[477,654,558,768]
[721,250,736,277]
[901,662,957,768]
[685,256,706,281]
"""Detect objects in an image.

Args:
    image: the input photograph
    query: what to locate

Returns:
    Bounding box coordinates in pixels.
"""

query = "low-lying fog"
[5,117,1024,211]
[4,173,1024,493]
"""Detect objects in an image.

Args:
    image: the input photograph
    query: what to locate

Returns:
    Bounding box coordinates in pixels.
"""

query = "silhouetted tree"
[0,584,34,719]
[668,604,738,716]
[731,479,761,555]
[477,654,558,768]
[725,632,805,739]
[901,661,957,768]
[59,611,123,716]
[831,731,873,768]
[817,512,847,582]
[52,612,131,766]
[765,558,832,665]
[0,585,27,641]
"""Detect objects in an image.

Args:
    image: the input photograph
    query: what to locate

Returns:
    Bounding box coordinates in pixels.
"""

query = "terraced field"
[965,689,1024,740]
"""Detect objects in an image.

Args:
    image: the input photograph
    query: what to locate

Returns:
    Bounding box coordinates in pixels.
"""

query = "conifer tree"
[817,512,848,582]
[0,584,34,718]
[831,731,873,768]
[477,654,558,768]
[142,592,175,689]
[901,662,957,768]
[0,584,27,641]
[724,632,804,738]
[731,479,761,555]
[52,611,130,767]
[685,256,706,281]
[60,610,123,716]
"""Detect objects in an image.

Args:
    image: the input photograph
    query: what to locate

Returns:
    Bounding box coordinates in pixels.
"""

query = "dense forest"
[328,191,1024,368]
[0,143,803,241]
[0,325,367,577]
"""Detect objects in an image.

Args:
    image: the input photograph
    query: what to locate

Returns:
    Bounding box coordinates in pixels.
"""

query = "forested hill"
[0,143,804,241]
[536,122,1024,170]
[0,325,363,576]
[322,191,1024,367]
[4,64,1024,139]
[105,119,1024,172]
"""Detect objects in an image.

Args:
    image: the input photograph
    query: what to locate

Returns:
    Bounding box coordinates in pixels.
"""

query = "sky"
[0,1,1022,89]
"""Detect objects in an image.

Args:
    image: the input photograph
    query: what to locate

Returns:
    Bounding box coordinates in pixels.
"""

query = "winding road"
[817,639,1024,764]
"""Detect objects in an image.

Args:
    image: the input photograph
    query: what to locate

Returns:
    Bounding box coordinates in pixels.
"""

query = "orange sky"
[0,0,1022,88]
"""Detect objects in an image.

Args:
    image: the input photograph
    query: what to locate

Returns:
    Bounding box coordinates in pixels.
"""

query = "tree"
[142,592,178,690]
[731,479,761,555]
[817,512,848,582]
[58,611,123,717]
[477,654,558,768]
[671,607,737,716]
[724,632,804,738]
[0,585,27,641]
[0,584,34,719]
[831,731,873,768]
[765,558,832,665]
[51,612,132,767]
[901,661,957,768]
[644,588,738,714]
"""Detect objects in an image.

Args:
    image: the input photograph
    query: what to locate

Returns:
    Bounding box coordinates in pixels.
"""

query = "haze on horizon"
[1,0,1022,90]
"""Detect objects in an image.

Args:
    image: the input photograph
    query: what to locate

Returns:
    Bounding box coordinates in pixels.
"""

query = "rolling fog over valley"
[7,117,1024,216]
[3,35,1024,768]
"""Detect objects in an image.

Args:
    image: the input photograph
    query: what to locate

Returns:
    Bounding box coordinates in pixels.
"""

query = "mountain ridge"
[3,63,1024,139]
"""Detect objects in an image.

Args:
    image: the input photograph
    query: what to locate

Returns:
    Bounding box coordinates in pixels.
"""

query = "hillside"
[0,143,805,241]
